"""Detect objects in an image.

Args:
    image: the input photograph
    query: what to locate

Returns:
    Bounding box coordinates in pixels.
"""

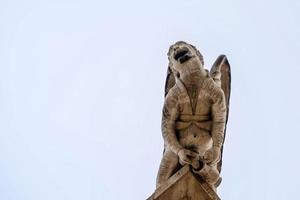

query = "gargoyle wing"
[210,55,231,173]
[164,65,176,97]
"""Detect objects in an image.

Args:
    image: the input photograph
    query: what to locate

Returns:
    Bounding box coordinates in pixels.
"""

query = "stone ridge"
[147,165,220,200]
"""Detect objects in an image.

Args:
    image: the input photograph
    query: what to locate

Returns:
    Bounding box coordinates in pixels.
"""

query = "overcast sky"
[0,0,300,199]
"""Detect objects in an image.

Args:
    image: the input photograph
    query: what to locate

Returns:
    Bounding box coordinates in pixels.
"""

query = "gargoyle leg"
[156,148,180,188]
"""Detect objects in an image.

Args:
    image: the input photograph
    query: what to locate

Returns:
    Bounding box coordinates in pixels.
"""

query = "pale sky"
[0,0,300,199]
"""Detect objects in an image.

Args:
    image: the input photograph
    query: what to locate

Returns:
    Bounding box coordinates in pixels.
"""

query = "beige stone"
[150,41,231,198]
[148,165,220,200]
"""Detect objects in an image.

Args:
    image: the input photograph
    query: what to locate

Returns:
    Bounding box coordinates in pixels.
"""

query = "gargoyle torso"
[163,73,226,156]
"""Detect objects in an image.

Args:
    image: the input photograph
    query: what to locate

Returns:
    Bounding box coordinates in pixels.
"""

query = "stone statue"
[156,41,231,193]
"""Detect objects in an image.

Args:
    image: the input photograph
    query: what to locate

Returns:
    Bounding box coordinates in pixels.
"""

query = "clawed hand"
[178,148,221,169]
[203,148,220,164]
[177,149,200,169]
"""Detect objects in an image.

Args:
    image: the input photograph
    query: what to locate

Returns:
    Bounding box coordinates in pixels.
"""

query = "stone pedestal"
[147,165,220,200]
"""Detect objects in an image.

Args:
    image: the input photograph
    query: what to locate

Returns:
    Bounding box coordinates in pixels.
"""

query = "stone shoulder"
[202,77,225,102]
[166,84,181,99]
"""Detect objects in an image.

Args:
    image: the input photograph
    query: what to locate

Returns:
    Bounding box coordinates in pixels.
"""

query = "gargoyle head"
[168,41,204,77]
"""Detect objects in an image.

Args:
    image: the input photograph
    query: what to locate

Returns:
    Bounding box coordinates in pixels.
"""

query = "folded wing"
[210,55,231,173]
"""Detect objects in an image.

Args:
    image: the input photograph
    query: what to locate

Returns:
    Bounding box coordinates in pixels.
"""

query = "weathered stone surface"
[152,41,231,198]
[148,165,220,200]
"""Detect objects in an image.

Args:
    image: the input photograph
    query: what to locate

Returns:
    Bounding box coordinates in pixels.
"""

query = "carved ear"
[210,55,231,173]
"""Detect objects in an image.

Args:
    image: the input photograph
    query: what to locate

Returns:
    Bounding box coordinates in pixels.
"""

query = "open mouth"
[174,49,192,64]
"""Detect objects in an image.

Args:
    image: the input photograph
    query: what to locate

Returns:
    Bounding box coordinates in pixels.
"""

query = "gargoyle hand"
[178,149,200,169]
[203,148,220,164]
